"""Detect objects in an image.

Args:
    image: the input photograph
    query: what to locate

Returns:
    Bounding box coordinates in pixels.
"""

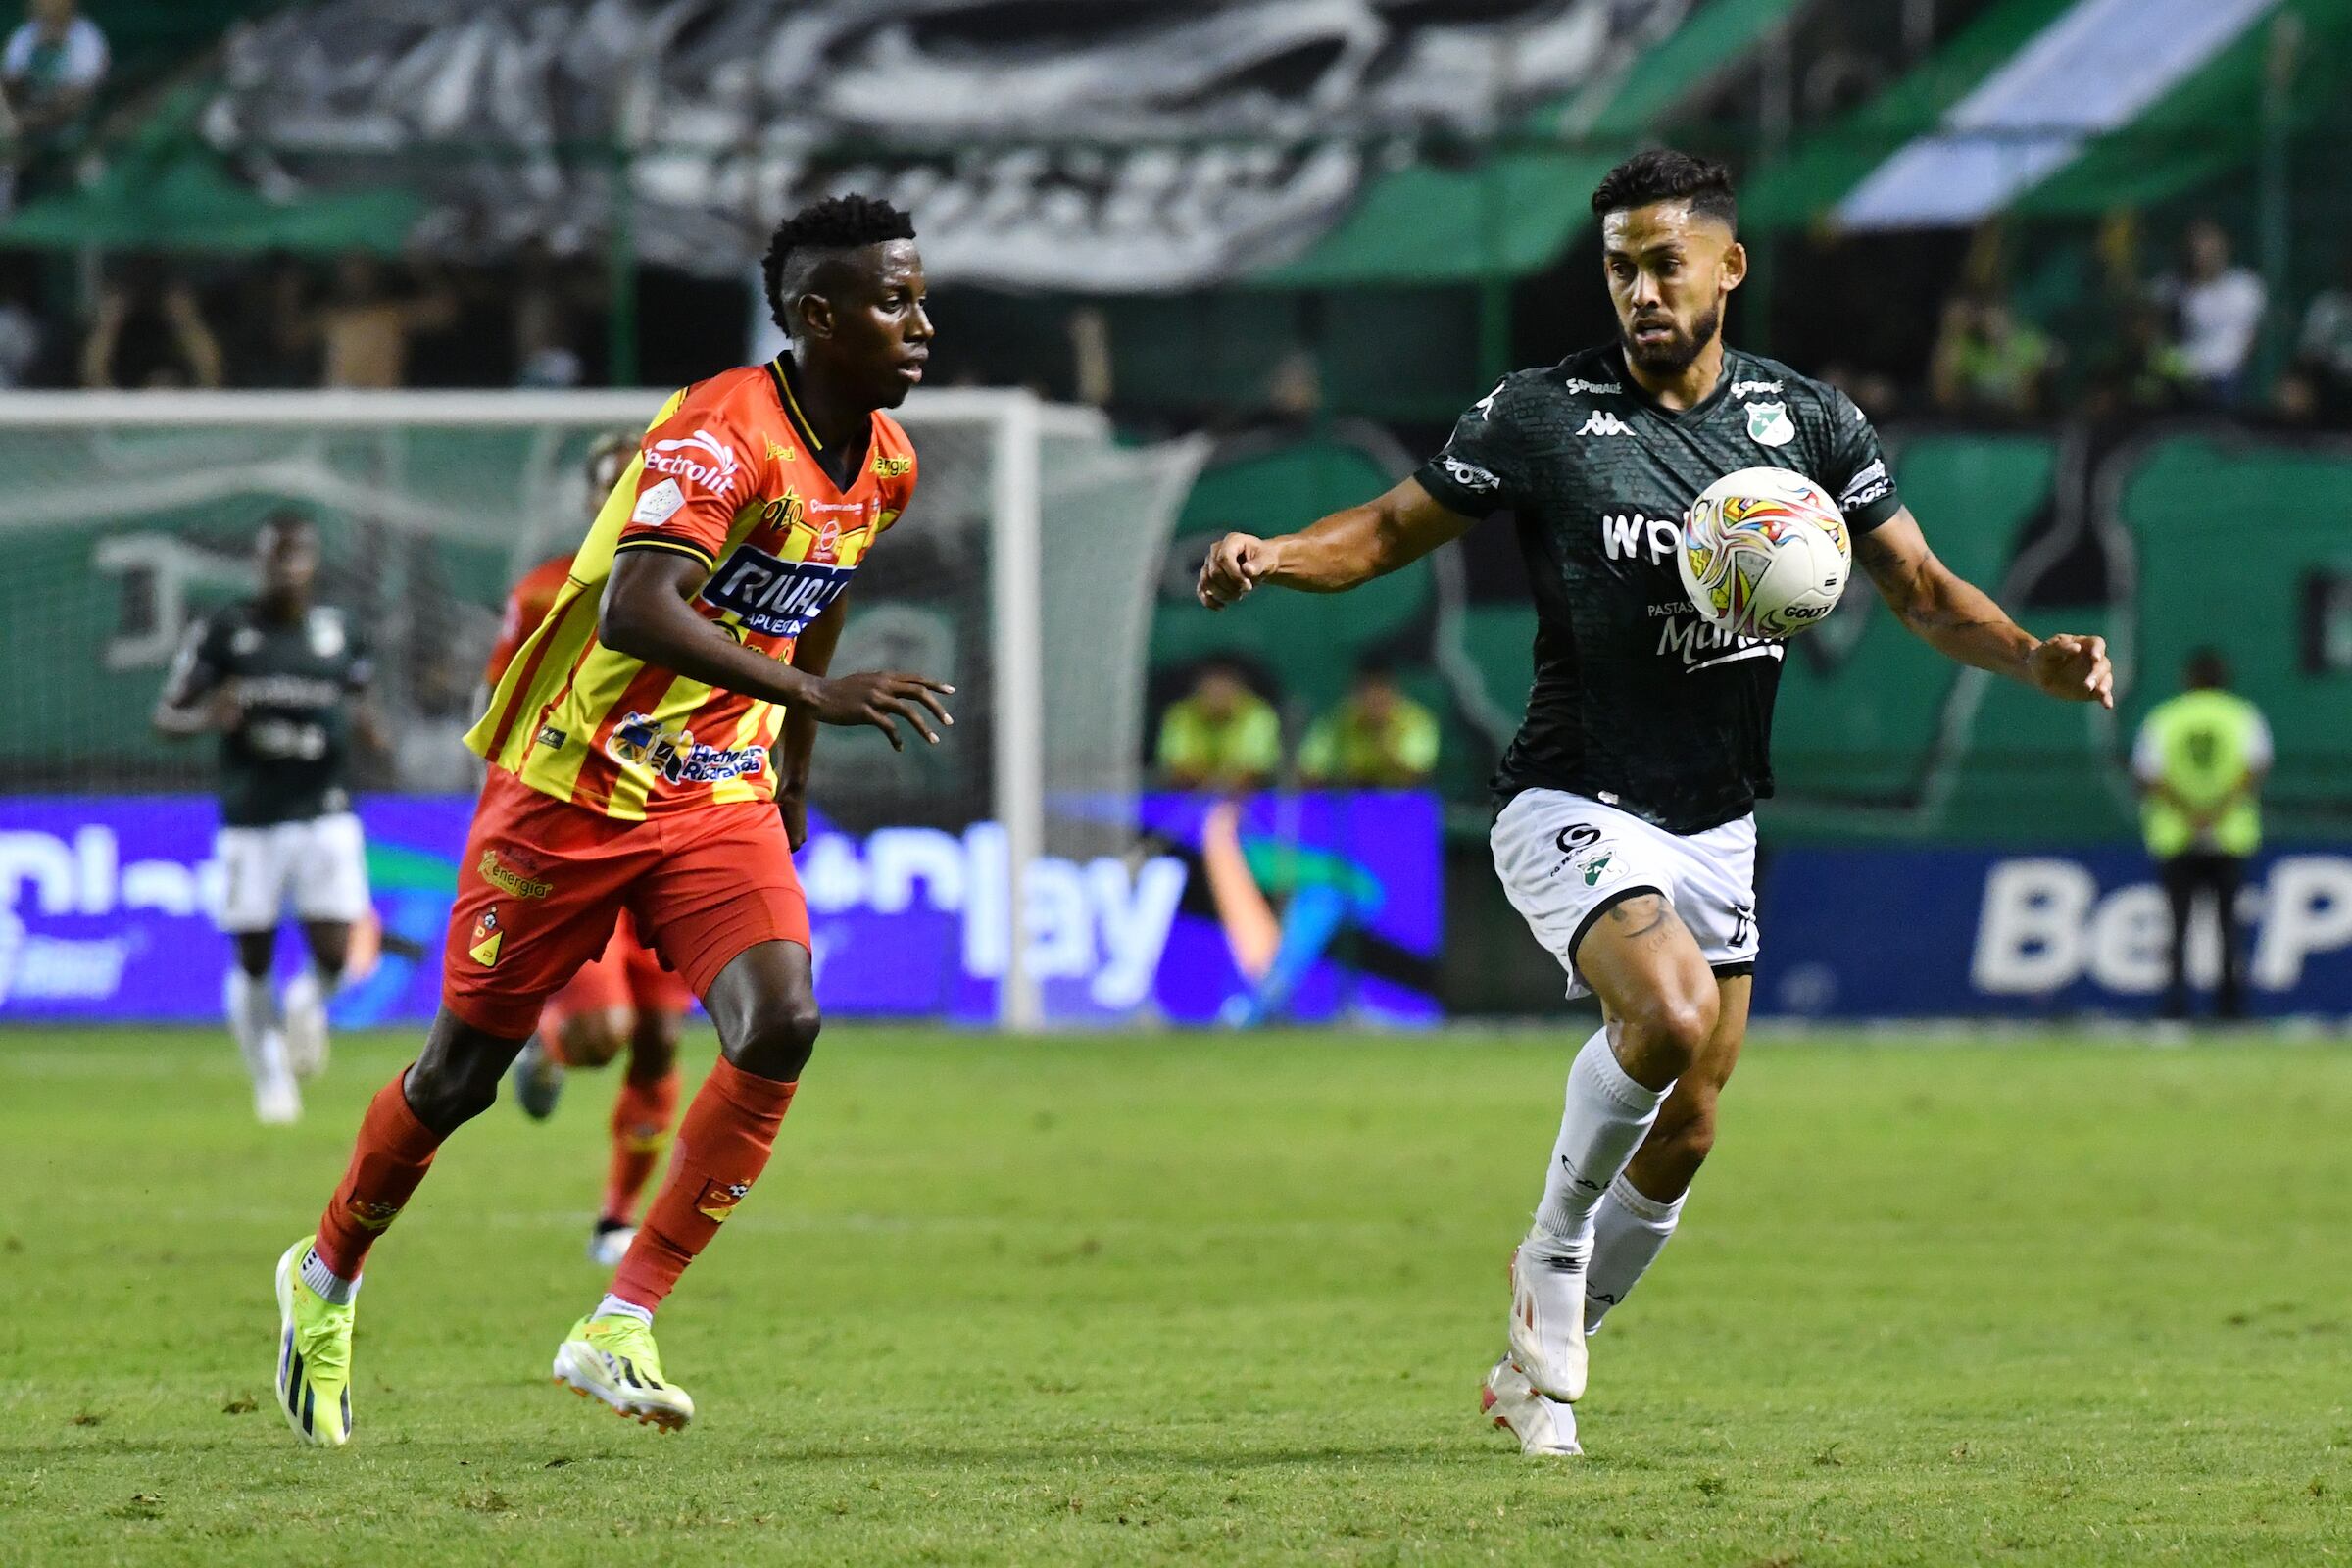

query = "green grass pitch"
[4,1025,2351,1565]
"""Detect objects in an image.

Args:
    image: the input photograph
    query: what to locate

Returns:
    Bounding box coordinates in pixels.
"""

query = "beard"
[1620,302,1722,375]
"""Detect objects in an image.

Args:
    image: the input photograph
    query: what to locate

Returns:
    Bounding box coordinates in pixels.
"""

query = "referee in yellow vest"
[2132,648,2272,1021]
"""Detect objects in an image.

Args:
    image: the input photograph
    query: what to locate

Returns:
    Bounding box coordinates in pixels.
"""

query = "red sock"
[610,1058,796,1312]
[313,1070,444,1281]
[600,1067,682,1226]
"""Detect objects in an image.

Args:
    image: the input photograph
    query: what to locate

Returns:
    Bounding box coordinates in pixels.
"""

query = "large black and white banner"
[203,0,1686,287]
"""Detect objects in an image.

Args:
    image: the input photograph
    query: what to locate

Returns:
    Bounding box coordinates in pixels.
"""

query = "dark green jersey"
[1416,343,1903,833]
[163,601,372,827]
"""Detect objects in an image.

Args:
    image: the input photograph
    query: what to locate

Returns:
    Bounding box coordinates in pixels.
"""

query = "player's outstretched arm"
[602,552,953,751]
[1197,478,1476,610]
[1856,509,2113,709]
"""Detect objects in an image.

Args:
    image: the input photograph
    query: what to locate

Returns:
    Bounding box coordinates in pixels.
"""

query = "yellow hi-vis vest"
[2134,689,2270,858]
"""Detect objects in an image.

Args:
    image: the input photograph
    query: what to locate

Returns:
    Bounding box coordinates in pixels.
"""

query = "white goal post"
[0,388,1207,1030]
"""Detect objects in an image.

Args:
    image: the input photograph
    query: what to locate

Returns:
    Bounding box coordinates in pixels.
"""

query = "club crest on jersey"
[1746,401,1794,447]
[700,543,856,638]
[606,710,768,786]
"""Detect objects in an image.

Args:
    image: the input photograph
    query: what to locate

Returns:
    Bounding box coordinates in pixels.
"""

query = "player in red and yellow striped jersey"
[485,433,698,1270]
[271,196,951,1446]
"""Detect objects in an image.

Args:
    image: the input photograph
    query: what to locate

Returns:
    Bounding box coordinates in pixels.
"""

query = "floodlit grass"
[3,1026,2349,1565]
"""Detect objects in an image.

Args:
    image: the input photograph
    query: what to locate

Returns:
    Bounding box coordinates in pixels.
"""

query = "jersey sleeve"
[160,614,226,707]
[614,383,763,569]
[1819,390,1903,533]
[874,421,918,535]
[1413,377,1532,516]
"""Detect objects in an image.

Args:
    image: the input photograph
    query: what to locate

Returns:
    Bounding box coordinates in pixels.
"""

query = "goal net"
[0,389,1206,1027]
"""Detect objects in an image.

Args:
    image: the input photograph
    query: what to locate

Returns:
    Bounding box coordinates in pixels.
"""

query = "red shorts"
[539,908,696,1034]
[443,769,808,1039]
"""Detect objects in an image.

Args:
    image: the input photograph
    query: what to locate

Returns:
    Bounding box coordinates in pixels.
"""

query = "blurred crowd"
[0,245,608,392]
[1838,215,2352,431]
[2,1,2346,432]
[1155,656,1440,795]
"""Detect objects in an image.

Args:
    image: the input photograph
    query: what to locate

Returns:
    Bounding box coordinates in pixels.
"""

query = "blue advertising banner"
[1757,846,2352,1018]
[0,792,1442,1026]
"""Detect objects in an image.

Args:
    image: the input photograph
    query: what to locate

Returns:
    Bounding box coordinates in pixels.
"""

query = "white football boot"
[1506,1243,1589,1402]
[588,1222,636,1268]
[255,1072,302,1126]
[1482,1355,1581,1456]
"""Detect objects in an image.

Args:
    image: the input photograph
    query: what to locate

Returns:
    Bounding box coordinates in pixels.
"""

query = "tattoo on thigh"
[1605,894,1681,941]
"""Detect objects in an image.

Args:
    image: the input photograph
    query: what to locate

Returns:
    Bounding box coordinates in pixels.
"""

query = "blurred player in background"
[488,431,693,1267]
[153,512,380,1125]
[1200,150,2113,1457]
[270,194,952,1448]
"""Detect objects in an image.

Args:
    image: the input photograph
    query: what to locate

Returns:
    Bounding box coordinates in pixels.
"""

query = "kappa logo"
[1578,411,1634,437]
[478,850,552,900]
[645,428,744,495]
[694,1178,751,1223]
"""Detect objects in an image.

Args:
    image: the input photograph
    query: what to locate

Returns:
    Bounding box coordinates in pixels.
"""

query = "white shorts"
[1489,788,1758,1000]
[214,812,372,934]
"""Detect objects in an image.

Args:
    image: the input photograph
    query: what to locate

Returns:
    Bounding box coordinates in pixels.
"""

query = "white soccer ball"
[1676,466,1851,640]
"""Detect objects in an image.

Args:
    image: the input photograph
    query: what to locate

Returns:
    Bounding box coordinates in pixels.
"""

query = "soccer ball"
[1676,466,1851,640]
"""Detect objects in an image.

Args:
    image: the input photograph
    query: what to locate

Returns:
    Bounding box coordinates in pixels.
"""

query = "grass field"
[4,1026,2351,1565]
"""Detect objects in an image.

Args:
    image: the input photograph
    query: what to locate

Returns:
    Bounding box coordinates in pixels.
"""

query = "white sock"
[1528,1028,1672,1262]
[595,1294,653,1327]
[283,964,329,1043]
[1585,1171,1686,1331]
[300,1245,359,1306]
[224,967,289,1087]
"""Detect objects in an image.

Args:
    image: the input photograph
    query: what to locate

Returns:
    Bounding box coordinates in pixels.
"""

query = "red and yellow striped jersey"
[482,554,573,689]
[465,358,916,820]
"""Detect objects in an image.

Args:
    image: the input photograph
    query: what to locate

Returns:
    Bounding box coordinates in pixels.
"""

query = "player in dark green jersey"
[1198,150,2113,1457]
[154,513,380,1125]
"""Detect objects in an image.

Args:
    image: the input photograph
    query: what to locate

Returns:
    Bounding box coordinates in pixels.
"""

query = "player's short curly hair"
[1591,149,1737,230]
[762,193,917,338]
